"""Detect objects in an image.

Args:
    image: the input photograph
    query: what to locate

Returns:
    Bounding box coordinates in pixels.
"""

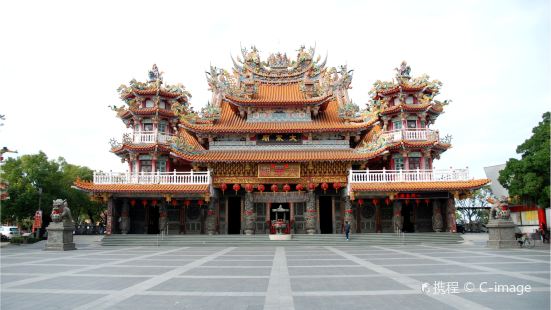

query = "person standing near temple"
[345,221,351,241]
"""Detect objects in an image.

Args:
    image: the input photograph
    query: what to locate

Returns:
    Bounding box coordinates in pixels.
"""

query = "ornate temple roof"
[350,179,490,193]
[74,179,209,194]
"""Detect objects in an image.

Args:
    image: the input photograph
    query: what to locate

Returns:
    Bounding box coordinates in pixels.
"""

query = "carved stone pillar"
[375,204,382,233]
[432,200,444,232]
[205,197,217,235]
[120,199,130,235]
[392,200,403,232]
[106,198,114,235]
[305,190,317,235]
[159,201,168,234]
[446,198,457,232]
[344,196,354,232]
[243,192,255,235]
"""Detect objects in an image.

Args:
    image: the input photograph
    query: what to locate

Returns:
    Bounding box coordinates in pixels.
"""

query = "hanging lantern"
[141,199,147,207]
[415,199,420,207]
[130,199,136,207]
[197,200,204,207]
[232,184,241,194]
[220,183,228,194]
[184,200,191,207]
[321,182,329,193]
[271,184,279,193]
[333,182,341,192]
[171,199,177,207]
[405,193,411,199]
[404,198,410,205]
[151,199,158,207]
[372,199,379,206]
[307,182,317,191]
[245,184,254,193]
[424,198,430,205]
[385,197,391,206]
[358,199,364,206]
[257,184,265,193]
[296,184,304,192]
[283,184,291,193]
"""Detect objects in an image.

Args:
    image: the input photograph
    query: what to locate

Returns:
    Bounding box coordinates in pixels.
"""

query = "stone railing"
[348,168,471,184]
[381,129,439,142]
[123,131,176,144]
[93,170,211,185]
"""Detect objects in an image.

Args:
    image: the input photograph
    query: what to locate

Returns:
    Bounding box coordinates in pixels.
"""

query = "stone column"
[305,190,317,234]
[243,192,255,235]
[106,198,114,235]
[120,199,130,235]
[375,204,382,233]
[392,200,403,233]
[432,200,444,232]
[159,201,168,234]
[344,196,354,232]
[446,198,457,233]
[205,197,217,235]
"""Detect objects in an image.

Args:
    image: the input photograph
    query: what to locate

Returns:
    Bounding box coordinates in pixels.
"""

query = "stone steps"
[101,233,463,247]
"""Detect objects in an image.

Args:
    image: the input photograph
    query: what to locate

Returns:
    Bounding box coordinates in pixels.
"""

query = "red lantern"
[171,200,177,206]
[296,184,304,192]
[130,199,136,207]
[198,200,204,206]
[141,199,147,207]
[233,184,241,194]
[245,184,254,193]
[358,199,364,206]
[321,182,329,193]
[424,198,430,205]
[283,184,291,193]
[308,182,317,191]
[405,193,411,199]
[271,184,278,193]
[151,199,158,207]
[385,197,391,206]
[372,199,379,206]
[404,199,410,205]
[220,183,228,194]
[415,199,420,207]
[333,182,341,192]
[258,184,265,193]
[184,200,191,207]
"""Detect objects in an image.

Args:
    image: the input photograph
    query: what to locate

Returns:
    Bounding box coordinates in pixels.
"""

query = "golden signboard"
[258,163,301,178]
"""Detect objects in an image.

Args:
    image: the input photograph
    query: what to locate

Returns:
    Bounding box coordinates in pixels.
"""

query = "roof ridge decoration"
[113,64,195,121]
[367,61,451,120]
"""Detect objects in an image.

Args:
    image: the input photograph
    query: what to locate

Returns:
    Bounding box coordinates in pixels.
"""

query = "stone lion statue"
[487,196,510,220]
[51,199,74,224]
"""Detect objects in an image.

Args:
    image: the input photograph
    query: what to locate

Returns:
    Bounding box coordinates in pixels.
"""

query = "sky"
[0,0,549,179]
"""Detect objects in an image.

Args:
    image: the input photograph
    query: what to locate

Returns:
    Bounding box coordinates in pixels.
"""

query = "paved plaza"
[1,236,549,310]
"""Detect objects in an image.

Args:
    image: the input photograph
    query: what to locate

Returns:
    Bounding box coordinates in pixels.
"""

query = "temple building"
[74,46,490,236]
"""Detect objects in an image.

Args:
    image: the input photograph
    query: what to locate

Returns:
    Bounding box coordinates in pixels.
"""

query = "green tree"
[499,112,550,208]
[456,185,492,229]
[0,152,102,225]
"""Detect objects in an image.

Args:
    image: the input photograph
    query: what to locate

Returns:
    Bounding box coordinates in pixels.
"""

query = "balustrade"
[348,168,470,183]
[93,170,211,185]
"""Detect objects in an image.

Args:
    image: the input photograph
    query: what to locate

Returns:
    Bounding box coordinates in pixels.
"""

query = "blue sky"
[0,0,549,179]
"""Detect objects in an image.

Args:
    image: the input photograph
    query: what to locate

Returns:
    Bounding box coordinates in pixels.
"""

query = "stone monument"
[45,199,76,251]
[486,197,517,248]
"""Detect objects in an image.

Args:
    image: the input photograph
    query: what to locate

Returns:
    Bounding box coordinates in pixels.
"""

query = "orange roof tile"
[350,179,490,192]
[112,144,174,154]
[74,180,209,194]
[182,100,375,134]
[226,83,331,105]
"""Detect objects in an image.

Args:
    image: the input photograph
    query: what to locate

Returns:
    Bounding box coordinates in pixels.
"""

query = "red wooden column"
[106,197,114,235]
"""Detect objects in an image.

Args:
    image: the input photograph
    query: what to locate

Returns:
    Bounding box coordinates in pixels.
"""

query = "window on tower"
[140,160,152,172]
[409,157,421,169]
[145,99,154,108]
[407,120,417,129]
[393,154,404,170]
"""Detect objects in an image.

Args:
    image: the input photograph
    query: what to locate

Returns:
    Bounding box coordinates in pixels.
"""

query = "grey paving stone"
[382,264,481,274]
[203,260,273,267]
[1,274,37,284]
[19,275,150,290]
[78,266,175,276]
[181,267,272,276]
[113,295,264,310]
[148,277,269,292]
[115,259,193,266]
[1,265,73,274]
[293,294,454,310]
[474,262,550,272]
[456,291,550,310]
[287,259,358,266]
[288,266,377,276]
[410,274,545,288]
[1,292,107,310]
[291,276,410,291]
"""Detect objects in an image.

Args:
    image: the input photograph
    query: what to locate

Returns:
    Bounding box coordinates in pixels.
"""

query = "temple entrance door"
[401,203,414,232]
[319,196,333,234]
[148,205,160,234]
[227,197,241,234]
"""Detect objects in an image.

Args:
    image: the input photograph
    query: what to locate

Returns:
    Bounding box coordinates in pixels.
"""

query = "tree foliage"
[0,151,102,224]
[456,185,492,226]
[499,112,550,208]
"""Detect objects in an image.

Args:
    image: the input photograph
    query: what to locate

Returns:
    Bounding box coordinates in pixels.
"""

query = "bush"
[9,237,24,244]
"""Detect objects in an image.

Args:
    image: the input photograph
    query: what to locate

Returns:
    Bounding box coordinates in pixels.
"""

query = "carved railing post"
[305,190,317,234]
[243,192,255,235]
